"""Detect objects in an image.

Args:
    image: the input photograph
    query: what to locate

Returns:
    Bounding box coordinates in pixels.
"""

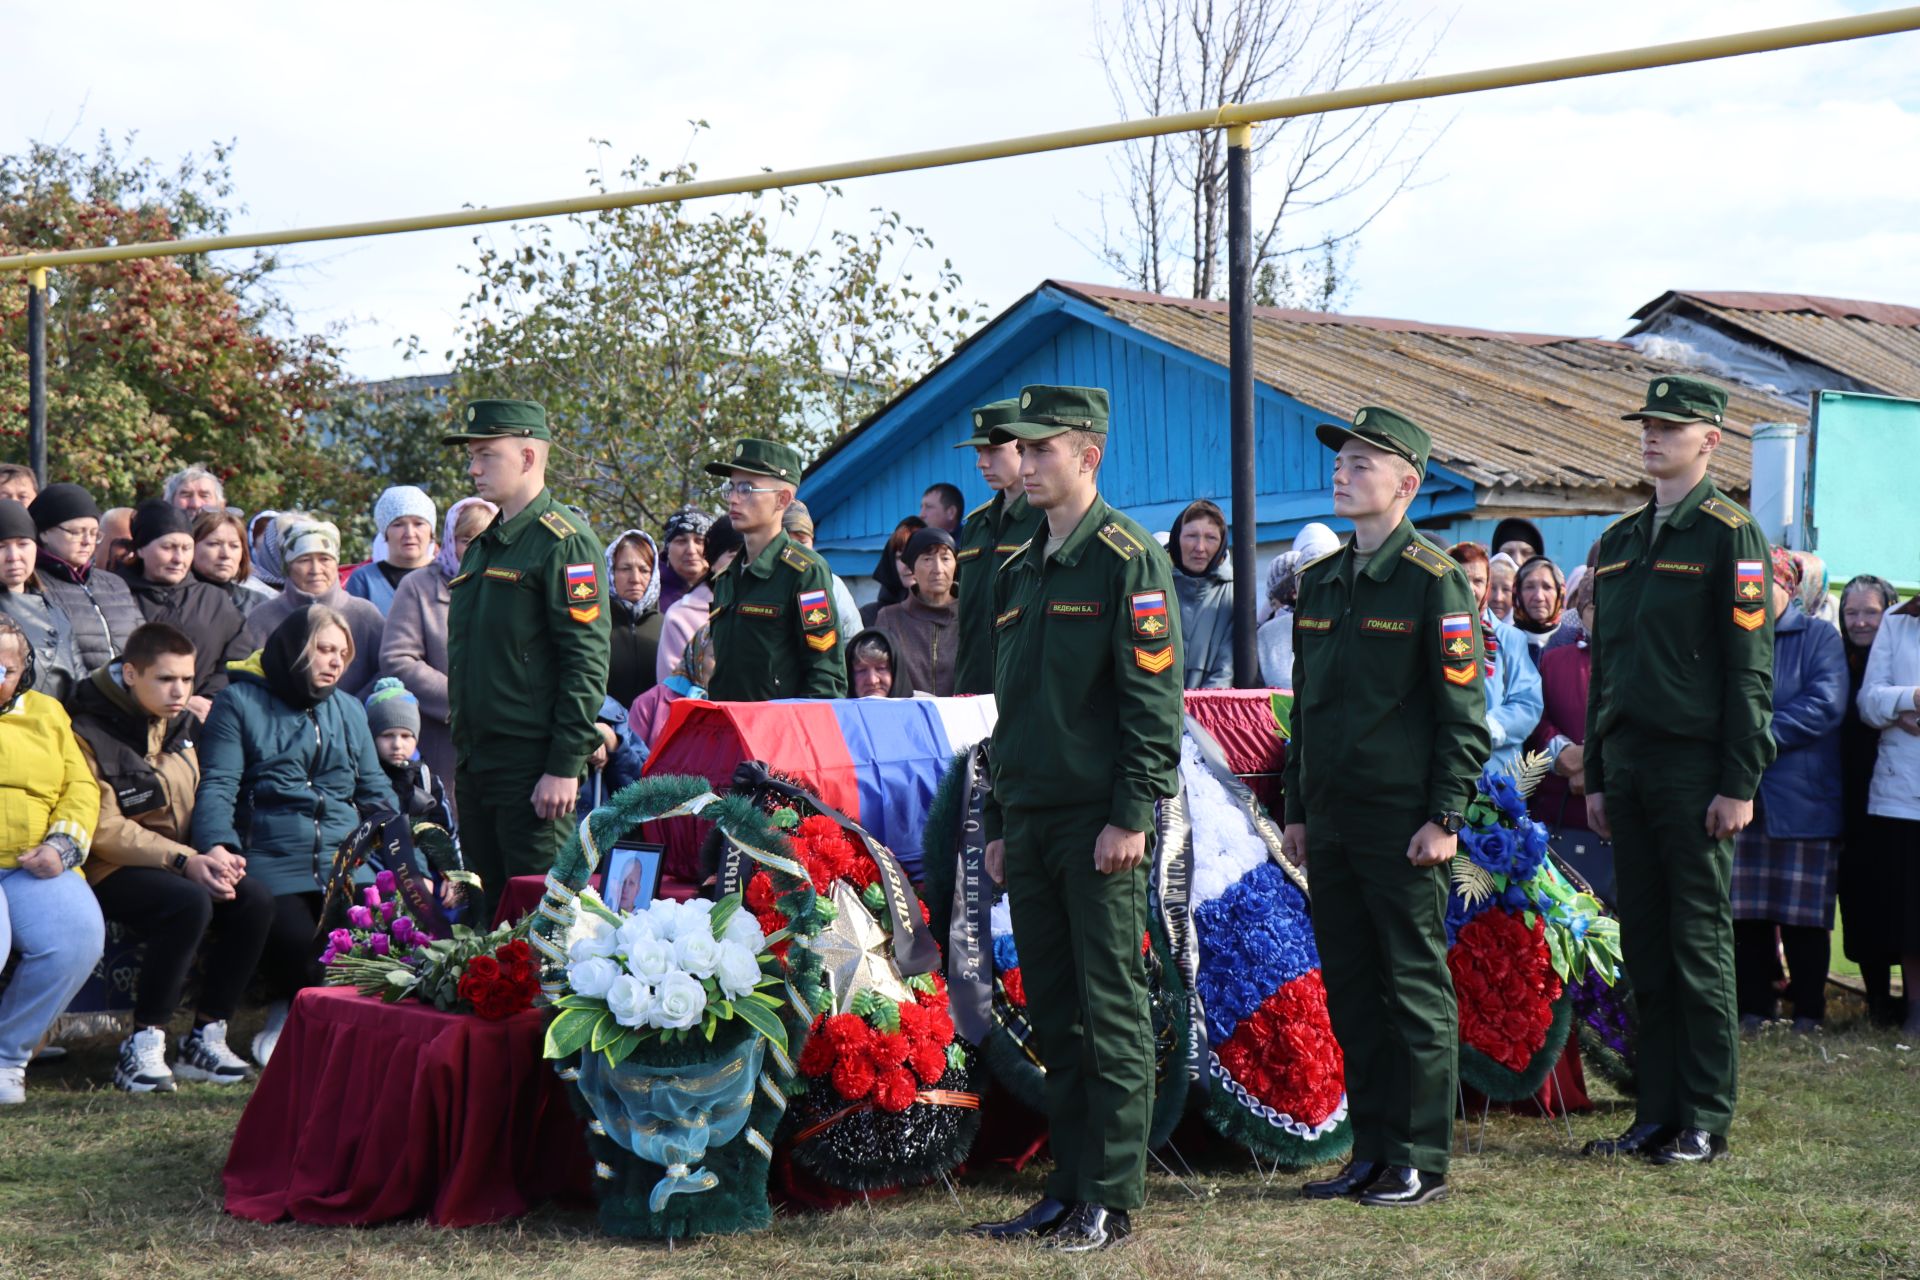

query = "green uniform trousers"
[1306,827,1457,1173]
[1002,802,1154,1210]
[456,758,575,923]
[1603,740,1739,1137]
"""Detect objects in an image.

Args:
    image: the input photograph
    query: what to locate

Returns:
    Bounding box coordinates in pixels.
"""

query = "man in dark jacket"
[118,500,249,720]
[29,483,144,675]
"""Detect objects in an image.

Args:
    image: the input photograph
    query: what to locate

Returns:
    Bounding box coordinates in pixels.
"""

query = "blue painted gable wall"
[805,287,1475,575]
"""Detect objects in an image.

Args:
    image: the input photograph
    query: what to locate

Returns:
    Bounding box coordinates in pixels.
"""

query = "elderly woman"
[1836,575,1902,1024]
[0,614,106,1105]
[1255,523,1340,689]
[1511,556,1566,666]
[29,483,143,676]
[656,516,743,686]
[244,519,386,699]
[193,605,396,1065]
[1487,552,1519,625]
[380,496,496,812]
[0,500,82,703]
[192,510,273,616]
[1730,550,1848,1032]
[656,508,712,617]
[605,529,664,708]
[345,486,438,617]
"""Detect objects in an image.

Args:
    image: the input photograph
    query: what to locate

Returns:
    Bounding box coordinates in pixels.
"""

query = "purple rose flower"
[379,898,398,923]
[347,905,374,930]
[329,928,354,953]
[363,886,382,908]
[319,946,338,966]
[391,917,414,945]
[374,869,397,894]
[369,932,391,957]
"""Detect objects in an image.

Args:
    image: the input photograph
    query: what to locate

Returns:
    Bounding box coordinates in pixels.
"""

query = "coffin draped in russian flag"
[640,696,998,884]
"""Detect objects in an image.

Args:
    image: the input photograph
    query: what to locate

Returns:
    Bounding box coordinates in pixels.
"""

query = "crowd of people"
[0,375,1915,1246]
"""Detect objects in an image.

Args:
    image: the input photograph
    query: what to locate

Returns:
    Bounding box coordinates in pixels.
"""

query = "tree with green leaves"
[449,137,979,531]
[0,133,341,510]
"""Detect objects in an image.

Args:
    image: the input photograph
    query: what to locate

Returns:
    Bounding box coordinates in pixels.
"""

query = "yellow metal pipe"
[3,5,1918,274]
[27,268,47,289]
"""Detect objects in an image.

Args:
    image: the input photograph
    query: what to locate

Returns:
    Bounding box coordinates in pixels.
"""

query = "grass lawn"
[3,995,1916,1280]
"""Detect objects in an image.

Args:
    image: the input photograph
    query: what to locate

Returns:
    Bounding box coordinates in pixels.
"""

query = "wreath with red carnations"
[1448,906,1572,1097]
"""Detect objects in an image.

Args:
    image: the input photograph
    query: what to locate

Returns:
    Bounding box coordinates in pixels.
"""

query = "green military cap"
[705,437,805,485]
[988,385,1111,443]
[443,399,551,443]
[1622,374,1727,426]
[954,398,1020,448]
[1315,405,1431,478]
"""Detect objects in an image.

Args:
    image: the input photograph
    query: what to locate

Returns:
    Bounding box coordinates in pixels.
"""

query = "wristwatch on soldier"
[1432,811,1465,835]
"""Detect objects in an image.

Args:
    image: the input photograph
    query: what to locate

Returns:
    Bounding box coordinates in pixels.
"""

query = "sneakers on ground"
[0,1066,25,1105]
[251,999,290,1068]
[113,1027,177,1094]
[176,1021,252,1085]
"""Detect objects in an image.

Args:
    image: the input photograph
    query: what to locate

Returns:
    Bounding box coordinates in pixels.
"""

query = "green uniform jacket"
[1282,519,1491,829]
[984,497,1184,838]
[953,489,1045,696]
[1585,477,1776,800]
[707,529,848,701]
[446,488,611,778]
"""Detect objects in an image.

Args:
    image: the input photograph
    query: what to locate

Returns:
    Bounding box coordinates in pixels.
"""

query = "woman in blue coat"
[192,604,395,1064]
[1731,551,1848,1032]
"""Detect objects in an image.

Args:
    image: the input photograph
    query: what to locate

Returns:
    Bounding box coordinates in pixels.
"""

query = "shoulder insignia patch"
[1133,646,1175,675]
[1442,662,1478,686]
[1401,541,1452,578]
[1699,497,1750,529]
[778,545,814,573]
[447,572,472,588]
[804,629,839,652]
[998,539,1033,571]
[966,498,994,520]
[1096,522,1148,561]
[1733,607,1766,631]
[1606,504,1647,531]
[1441,612,1475,662]
[1129,590,1171,639]
[994,606,1023,629]
[565,562,600,602]
[537,510,578,540]
[798,588,833,631]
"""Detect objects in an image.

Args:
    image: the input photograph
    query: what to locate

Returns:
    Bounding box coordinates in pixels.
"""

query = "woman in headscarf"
[605,529,664,708]
[1511,555,1566,665]
[379,496,497,816]
[629,625,716,758]
[1836,574,1903,1024]
[1255,523,1340,689]
[344,486,439,617]
[656,507,714,618]
[246,510,285,595]
[191,604,396,1065]
[242,519,386,698]
[1169,499,1234,689]
[845,627,913,699]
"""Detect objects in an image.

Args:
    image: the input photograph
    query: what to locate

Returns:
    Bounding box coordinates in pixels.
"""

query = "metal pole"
[26,268,47,486]
[3,6,1919,276]
[1227,125,1259,689]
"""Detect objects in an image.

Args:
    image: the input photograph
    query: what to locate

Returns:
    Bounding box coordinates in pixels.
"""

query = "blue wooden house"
[801,281,1799,580]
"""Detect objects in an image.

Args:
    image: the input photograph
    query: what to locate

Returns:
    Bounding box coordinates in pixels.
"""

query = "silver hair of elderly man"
[162,464,226,506]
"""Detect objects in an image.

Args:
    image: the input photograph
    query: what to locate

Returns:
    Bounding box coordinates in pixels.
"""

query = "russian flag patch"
[1440,612,1474,660]
[798,588,833,630]
[1130,590,1170,639]
[1735,560,1765,604]
[565,562,599,602]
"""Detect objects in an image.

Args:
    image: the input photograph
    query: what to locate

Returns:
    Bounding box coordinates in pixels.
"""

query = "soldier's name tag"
[1296,616,1333,632]
[739,603,782,619]
[1360,617,1412,635]
[1048,600,1102,618]
[1653,560,1705,576]
[483,567,523,584]
[1595,560,1632,578]
[994,606,1024,629]
[1129,591,1170,639]
[955,547,983,563]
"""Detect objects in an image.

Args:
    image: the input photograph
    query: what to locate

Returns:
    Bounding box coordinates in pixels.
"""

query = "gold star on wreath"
[805,881,912,1014]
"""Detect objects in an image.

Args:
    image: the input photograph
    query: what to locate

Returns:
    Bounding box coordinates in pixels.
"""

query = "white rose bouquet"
[544,888,790,1067]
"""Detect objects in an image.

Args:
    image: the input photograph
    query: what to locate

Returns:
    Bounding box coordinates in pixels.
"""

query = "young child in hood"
[364,677,462,882]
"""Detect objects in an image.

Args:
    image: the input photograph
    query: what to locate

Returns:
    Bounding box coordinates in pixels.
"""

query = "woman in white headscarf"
[1254,522,1340,688]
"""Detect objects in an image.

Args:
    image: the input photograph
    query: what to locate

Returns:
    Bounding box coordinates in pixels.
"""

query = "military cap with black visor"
[1314,405,1430,477]
[951,398,1046,696]
[442,398,552,443]
[987,385,1112,442]
[705,437,806,485]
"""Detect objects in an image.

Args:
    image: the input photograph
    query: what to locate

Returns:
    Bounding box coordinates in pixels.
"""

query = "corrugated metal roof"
[1630,290,1920,400]
[1054,281,1796,492]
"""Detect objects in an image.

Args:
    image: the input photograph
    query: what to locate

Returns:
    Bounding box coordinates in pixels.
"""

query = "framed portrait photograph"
[602,840,665,915]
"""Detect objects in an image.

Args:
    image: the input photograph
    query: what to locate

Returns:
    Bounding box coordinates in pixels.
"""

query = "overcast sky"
[11,1,1918,380]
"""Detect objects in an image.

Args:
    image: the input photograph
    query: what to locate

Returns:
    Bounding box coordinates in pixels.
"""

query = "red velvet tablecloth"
[1184,688,1288,813]
[222,987,591,1227]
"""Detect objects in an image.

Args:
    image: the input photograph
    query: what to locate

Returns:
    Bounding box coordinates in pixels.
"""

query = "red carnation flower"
[868,1030,910,1069]
[798,1028,837,1076]
[909,1043,948,1085]
[896,1000,930,1041]
[831,1054,877,1101]
[873,1067,918,1113]
[1449,909,1560,1073]
[823,1013,874,1055]
[1000,968,1027,1008]
[745,872,776,913]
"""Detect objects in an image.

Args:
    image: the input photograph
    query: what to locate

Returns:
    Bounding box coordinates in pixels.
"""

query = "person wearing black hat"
[655,516,743,686]
[1580,375,1774,1167]
[441,399,610,923]
[29,483,144,676]
[0,499,83,703]
[702,437,846,701]
[874,525,960,696]
[1282,405,1490,1208]
[118,500,249,720]
[1491,516,1545,565]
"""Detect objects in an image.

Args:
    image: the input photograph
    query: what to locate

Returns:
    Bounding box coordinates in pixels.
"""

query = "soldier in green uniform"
[1281,407,1490,1209]
[442,400,611,920]
[969,385,1183,1253]
[704,438,847,701]
[1581,376,1774,1166]
[951,399,1046,696]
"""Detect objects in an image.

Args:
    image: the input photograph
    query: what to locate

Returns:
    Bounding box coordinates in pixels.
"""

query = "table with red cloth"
[1183,687,1288,813]
[491,873,701,929]
[223,986,592,1227]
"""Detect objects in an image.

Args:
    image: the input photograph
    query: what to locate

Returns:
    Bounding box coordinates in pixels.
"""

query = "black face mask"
[260,605,337,712]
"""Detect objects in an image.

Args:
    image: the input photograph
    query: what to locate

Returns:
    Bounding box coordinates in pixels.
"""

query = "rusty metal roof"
[1629,290,1920,400]
[1054,281,1797,493]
